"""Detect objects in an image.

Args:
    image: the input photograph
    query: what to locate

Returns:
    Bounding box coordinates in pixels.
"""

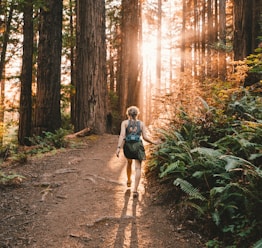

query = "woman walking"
[116,106,157,197]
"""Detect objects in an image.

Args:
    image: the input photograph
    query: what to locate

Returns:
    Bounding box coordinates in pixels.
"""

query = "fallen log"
[65,127,92,138]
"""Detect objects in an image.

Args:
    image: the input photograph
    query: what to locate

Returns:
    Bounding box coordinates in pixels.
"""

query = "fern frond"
[191,147,222,158]
[197,96,210,110]
[174,178,206,201]
[249,153,262,161]
[212,210,221,226]
[159,161,184,178]
[184,201,205,215]
[174,131,185,141]
[253,238,262,248]
[220,155,256,171]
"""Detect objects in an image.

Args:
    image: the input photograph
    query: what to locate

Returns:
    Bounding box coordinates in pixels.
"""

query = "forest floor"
[0,134,206,248]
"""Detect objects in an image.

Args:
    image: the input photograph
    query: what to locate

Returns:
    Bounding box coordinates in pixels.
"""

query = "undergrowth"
[27,128,70,155]
[149,89,262,248]
[0,171,25,186]
[0,128,70,185]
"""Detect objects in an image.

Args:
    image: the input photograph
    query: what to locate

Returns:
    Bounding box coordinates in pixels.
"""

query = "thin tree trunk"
[218,0,226,80]
[0,2,14,82]
[69,0,76,126]
[0,2,14,145]
[193,0,197,77]
[252,0,262,51]
[156,0,162,90]
[0,67,5,145]
[207,0,215,77]
[18,0,33,145]
[201,0,205,79]
[181,0,186,73]
[213,0,218,77]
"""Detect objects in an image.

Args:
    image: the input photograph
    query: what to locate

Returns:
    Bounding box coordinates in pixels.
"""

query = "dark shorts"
[123,141,146,162]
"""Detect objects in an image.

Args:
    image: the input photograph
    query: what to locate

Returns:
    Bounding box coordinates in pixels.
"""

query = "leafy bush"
[28,128,69,154]
[245,47,262,73]
[149,91,262,247]
[0,170,25,186]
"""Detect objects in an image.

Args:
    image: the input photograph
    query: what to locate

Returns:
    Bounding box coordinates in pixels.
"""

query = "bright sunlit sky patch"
[141,0,182,95]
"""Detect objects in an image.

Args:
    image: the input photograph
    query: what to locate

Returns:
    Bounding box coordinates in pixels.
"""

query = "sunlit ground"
[100,150,144,247]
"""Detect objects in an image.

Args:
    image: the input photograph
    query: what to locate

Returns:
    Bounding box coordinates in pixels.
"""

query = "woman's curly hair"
[126,106,140,119]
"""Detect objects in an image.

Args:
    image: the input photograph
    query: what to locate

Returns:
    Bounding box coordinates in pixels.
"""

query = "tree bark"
[252,0,262,51]
[33,0,62,135]
[119,0,140,120]
[218,0,226,80]
[0,2,14,145]
[75,0,107,134]
[156,0,162,90]
[69,0,76,127]
[0,2,14,82]
[18,0,33,145]
[233,0,252,60]
[180,0,186,73]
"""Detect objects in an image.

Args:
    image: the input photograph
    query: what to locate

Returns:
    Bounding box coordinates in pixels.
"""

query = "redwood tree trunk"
[218,0,226,80]
[233,0,253,60]
[156,0,162,90]
[69,0,76,126]
[33,0,62,135]
[18,0,33,145]
[0,3,14,145]
[119,0,140,120]
[180,0,186,73]
[75,0,107,134]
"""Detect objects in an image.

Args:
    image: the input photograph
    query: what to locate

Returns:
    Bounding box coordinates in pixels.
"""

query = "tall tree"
[181,0,186,73]
[18,0,33,145]
[200,0,206,80]
[119,0,140,119]
[218,0,226,80]
[106,0,121,93]
[234,0,262,59]
[252,0,262,51]
[156,0,162,90]
[233,0,253,60]
[0,1,13,83]
[206,0,213,77]
[33,0,63,135]
[65,0,76,126]
[75,0,107,134]
[0,1,14,144]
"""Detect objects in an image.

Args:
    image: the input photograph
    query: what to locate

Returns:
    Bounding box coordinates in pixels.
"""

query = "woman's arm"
[141,122,157,145]
[116,120,127,157]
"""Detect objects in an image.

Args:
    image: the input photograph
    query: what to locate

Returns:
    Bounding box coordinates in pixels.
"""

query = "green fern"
[160,161,185,178]
[220,155,262,178]
[174,178,206,201]
[184,201,206,215]
[211,210,220,226]
[0,171,25,186]
[191,147,222,158]
[149,87,262,246]
[253,239,262,248]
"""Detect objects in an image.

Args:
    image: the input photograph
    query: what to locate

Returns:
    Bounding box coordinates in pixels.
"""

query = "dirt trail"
[0,134,203,248]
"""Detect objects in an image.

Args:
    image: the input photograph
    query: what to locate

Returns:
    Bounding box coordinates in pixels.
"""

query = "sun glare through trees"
[138,0,236,125]
[0,0,261,142]
[1,1,262,247]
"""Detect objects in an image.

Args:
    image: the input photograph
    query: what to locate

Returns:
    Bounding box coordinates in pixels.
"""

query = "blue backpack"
[125,120,141,142]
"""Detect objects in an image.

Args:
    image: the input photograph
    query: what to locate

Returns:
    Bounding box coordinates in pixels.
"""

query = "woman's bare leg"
[133,159,141,193]
[127,159,132,186]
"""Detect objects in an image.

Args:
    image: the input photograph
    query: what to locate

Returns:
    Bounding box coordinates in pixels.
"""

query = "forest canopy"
[0,0,261,144]
[0,0,262,247]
